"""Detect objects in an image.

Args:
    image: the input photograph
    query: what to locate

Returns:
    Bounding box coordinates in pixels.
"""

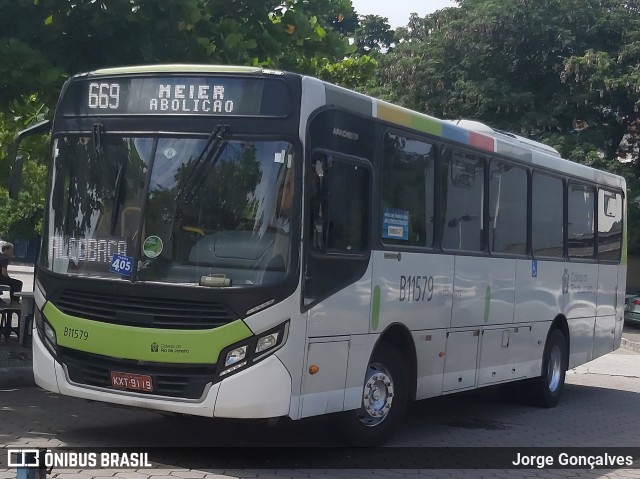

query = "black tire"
[338,342,409,446]
[526,328,568,408]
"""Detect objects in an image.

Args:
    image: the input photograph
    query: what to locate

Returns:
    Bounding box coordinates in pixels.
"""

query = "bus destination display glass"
[60,77,290,117]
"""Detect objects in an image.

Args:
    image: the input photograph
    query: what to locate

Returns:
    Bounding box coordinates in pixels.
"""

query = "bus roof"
[89,64,265,76]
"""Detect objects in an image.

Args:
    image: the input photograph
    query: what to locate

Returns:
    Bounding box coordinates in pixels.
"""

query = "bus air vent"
[52,289,234,329]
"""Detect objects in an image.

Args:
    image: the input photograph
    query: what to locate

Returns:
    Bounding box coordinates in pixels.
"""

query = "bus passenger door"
[594,189,623,357]
[300,152,373,418]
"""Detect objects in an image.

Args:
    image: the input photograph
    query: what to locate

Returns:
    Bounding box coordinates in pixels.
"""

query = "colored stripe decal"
[371,286,381,331]
[376,101,443,135]
[484,286,491,323]
[469,131,495,152]
[443,123,469,145]
[376,100,494,152]
[43,302,252,364]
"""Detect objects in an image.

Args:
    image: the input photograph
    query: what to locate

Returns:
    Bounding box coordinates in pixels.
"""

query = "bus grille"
[52,289,234,329]
[60,347,217,399]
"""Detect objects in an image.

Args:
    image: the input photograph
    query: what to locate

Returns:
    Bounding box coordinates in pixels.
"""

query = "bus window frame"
[530,170,566,262]
[379,127,439,252]
[438,145,488,256]
[302,149,373,311]
[596,187,625,265]
[306,149,372,260]
[486,157,530,260]
[566,180,597,262]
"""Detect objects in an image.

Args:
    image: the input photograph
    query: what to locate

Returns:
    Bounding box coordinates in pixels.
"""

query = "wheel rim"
[356,362,394,427]
[547,344,562,392]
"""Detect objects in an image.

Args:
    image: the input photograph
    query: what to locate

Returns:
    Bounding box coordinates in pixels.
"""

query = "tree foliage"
[375,0,640,250]
[353,15,395,55]
[0,0,369,242]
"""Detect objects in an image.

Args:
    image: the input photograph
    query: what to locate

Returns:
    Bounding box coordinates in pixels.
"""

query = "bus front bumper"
[33,331,292,418]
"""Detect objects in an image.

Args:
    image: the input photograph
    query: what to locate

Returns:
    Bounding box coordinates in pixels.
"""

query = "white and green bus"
[12,65,626,445]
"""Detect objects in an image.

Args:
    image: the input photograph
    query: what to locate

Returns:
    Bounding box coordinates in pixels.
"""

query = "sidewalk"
[0,264,35,387]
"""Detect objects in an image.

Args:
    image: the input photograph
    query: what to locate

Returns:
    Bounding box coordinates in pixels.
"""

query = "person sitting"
[0,243,22,306]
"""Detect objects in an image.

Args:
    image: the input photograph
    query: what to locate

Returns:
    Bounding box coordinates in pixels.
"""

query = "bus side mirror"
[9,152,24,200]
[7,119,52,199]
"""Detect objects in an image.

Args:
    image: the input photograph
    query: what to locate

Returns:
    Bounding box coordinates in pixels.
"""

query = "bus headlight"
[34,307,58,356]
[256,331,279,353]
[224,346,247,367]
[44,321,57,347]
[218,320,289,378]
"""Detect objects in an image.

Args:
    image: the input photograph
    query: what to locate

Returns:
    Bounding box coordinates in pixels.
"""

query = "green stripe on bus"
[43,302,252,364]
[484,286,491,323]
[92,65,263,75]
[376,100,443,136]
[412,115,443,136]
[371,285,381,331]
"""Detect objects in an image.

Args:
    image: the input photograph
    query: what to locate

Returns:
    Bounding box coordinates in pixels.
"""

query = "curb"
[621,337,640,353]
[0,366,35,388]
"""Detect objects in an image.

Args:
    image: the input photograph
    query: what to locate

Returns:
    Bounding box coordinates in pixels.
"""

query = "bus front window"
[42,135,296,287]
[139,138,296,287]
[43,136,152,278]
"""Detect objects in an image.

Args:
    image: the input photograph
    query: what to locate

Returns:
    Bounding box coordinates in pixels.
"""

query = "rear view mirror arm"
[8,119,51,199]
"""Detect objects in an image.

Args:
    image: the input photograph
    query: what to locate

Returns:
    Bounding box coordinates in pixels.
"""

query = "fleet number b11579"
[399,275,434,302]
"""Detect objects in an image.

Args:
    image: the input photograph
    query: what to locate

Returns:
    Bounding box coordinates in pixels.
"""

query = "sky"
[350,0,457,28]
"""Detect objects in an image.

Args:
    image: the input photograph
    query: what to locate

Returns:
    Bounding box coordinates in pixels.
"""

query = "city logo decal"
[151,342,159,352]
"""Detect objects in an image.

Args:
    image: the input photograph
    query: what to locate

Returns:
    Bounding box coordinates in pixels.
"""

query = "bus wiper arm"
[178,124,229,203]
[92,122,104,159]
[110,159,127,235]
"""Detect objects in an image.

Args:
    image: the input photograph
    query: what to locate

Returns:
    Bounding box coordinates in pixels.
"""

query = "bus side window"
[309,156,327,250]
[598,189,623,262]
[309,154,368,253]
[305,153,370,306]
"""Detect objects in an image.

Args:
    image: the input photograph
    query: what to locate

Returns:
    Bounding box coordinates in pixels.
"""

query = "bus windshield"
[43,134,296,287]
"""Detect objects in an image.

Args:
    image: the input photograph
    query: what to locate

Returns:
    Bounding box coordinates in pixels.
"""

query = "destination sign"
[60,76,290,117]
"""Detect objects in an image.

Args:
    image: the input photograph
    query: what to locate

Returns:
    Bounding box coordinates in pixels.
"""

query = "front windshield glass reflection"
[42,135,296,288]
[139,139,295,286]
[43,136,152,278]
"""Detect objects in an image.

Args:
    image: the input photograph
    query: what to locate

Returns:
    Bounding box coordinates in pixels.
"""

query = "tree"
[353,15,395,56]
[0,0,359,242]
[375,0,640,250]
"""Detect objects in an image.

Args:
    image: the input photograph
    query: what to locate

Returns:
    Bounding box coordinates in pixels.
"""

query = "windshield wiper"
[177,124,229,204]
[92,122,104,159]
[110,159,127,235]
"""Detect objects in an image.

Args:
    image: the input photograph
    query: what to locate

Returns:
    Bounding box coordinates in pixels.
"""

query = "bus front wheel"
[527,328,568,408]
[338,343,408,446]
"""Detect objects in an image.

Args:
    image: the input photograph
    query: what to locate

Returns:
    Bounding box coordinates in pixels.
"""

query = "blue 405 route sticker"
[109,254,134,276]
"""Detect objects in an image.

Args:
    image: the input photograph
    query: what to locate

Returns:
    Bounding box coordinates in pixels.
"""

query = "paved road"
[624,323,640,343]
[1,349,639,478]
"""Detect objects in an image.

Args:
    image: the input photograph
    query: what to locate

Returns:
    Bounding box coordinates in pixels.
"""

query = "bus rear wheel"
[527,328,568,408]
[338,343,408,446]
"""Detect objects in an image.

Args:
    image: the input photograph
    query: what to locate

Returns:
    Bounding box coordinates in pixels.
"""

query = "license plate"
[110,371,153,392]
